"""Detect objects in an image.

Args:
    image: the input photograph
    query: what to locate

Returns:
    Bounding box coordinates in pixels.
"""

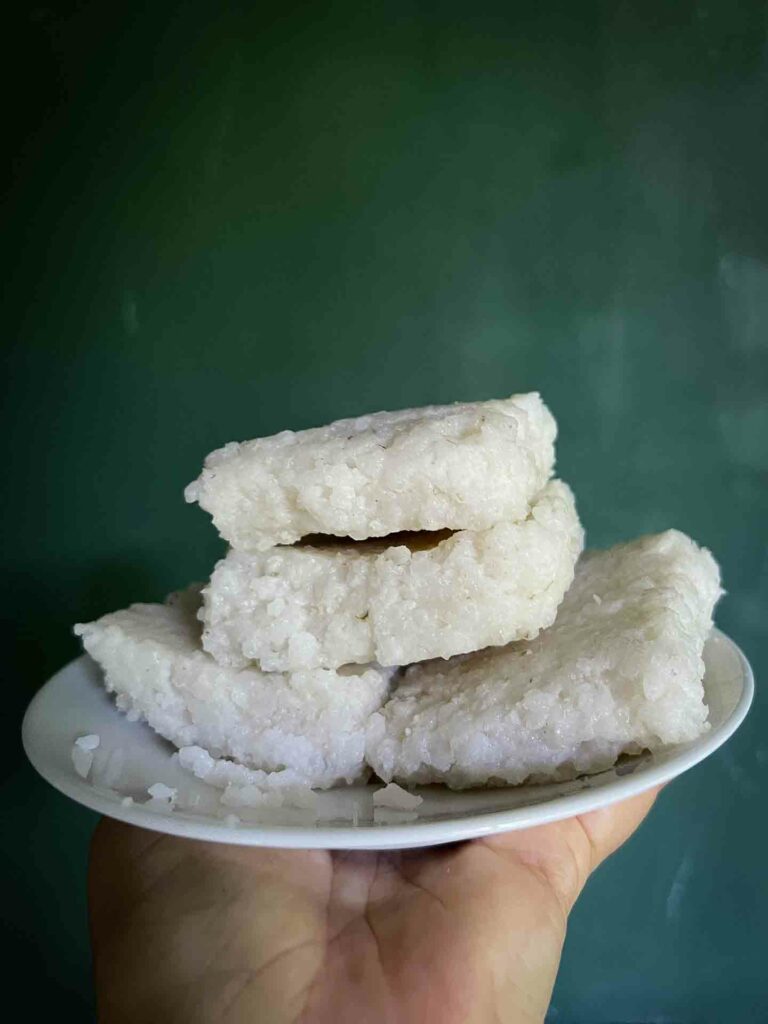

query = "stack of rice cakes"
[76,393,721,791]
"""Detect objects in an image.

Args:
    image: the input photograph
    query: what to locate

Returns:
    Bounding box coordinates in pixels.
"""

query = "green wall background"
[4,2,767,1019]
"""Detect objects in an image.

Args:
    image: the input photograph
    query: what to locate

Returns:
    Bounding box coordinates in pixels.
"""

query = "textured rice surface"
[201,480,584,671]
[74,588,393,788]
[185,393,556,550]
[365,531,722,789]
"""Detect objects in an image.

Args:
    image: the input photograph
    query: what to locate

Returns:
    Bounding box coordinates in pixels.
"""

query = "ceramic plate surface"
[22,629,753,849]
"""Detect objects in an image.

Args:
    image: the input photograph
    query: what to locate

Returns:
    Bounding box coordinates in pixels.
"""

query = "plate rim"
[21,628,754,850]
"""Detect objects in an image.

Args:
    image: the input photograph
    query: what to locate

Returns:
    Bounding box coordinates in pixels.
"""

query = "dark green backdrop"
[4,2,766,1019]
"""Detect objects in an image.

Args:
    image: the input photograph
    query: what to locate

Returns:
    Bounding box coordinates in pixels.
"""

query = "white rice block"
[366,530,722,789]
[185,393,556,550]
[74,588,393,789]
[201,480,583,671]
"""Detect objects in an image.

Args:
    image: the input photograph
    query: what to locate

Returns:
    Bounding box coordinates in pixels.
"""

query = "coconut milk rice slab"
[185,392,556,550]
[200,480,584,671]
[74,587,393,789]
[366,531,722,788]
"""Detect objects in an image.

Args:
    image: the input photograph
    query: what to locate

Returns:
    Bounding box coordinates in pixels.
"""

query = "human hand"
[89,787,658,1024]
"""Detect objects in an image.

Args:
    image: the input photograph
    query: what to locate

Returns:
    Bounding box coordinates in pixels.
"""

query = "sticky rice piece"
[372,782,423,810]
[74,588,393,789]
[145,783,177,810]
[185,393,556,551]
[201,481,583,671]
[365,531,722,789]
[71,734,100,779]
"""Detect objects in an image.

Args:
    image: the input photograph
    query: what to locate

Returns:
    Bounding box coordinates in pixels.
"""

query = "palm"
[90,790,656,1024]
[291,840,568,1024]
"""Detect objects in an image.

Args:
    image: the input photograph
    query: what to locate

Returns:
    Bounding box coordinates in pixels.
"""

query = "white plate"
[22,629,753,850]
